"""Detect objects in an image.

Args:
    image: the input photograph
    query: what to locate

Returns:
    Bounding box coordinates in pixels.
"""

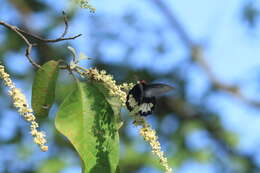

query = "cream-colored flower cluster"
[75,67,133,105]
[132,114,172,173]
[119,82,135,91]
[140,124,172,173]
[0,64,48,151]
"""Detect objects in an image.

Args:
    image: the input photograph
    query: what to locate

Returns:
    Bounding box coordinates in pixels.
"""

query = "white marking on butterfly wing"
[139,102,154,113]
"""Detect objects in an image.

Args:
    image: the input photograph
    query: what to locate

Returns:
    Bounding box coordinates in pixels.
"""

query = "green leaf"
[94,82,123,129]
[32,60,59,117]
[37,158,66,173]
[55,80,120,173]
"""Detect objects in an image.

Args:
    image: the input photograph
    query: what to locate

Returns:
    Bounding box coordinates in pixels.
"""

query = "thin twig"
[0,21,41,68]
[61,11,69,38]
[0,11,82,68]
[15,11,82,43]
[18,28,82,43]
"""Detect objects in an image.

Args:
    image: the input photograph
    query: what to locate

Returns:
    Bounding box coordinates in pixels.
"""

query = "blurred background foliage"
[0,0,260,173]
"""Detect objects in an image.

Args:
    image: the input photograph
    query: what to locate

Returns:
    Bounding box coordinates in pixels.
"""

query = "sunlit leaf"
[55,80,120,173]
[37,158,66,173]
[94,82,123,129]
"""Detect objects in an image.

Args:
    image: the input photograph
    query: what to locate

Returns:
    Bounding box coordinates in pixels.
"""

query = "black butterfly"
[126,80,174,116]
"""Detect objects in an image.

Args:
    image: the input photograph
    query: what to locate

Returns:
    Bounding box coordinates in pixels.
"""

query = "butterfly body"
[126,81,174,116]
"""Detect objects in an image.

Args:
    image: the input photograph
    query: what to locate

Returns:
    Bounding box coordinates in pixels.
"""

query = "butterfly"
[126,80,174,116]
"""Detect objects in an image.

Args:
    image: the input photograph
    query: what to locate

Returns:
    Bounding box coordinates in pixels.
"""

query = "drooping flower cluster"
[0,64,48,151]
[139,123,172,173]
[131,112,172,173]
[75,66,134,105]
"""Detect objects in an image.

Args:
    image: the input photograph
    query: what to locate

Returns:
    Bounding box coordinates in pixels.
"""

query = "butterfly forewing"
[144,83,174,97]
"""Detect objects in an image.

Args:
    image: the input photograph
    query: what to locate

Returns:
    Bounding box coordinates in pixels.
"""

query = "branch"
[158,97,259,171]
[0,12,82,68]
[192,45,260,108]
[150,0,260,109]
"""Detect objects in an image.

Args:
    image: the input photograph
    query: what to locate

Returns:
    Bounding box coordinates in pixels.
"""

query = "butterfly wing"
[144,83,174,97]
[126,83,143,111]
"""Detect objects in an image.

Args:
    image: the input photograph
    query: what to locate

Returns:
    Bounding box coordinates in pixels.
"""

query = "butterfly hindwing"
[138,96,156,116]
